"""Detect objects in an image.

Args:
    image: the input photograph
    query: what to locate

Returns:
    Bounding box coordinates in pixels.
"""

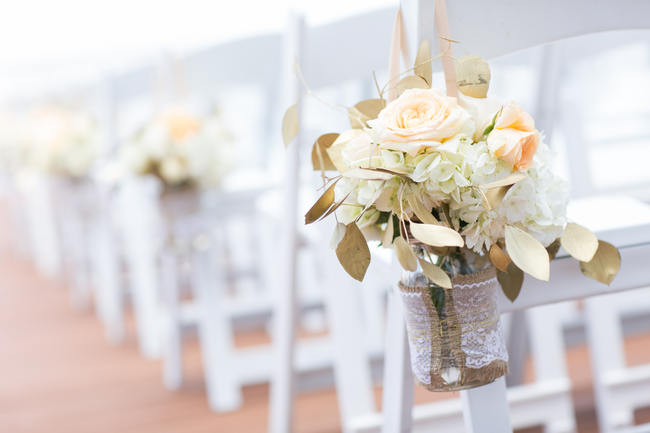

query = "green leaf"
[482,110,499,137]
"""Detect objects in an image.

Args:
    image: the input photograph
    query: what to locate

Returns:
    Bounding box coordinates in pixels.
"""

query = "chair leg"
[95,226,124,344]
[321,257,375,432]
[127,241,162,358]
[584,295,633,433]
[161,251,183,390]
[381,287,414,433]
[528,304,577,433]
[461,377,512,433]
[505,310,528,386]
[193,243,242,412]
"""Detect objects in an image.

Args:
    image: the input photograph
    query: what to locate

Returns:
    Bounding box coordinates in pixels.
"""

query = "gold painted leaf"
[320,191,351,220]
[311,133,339,171]
[504,225,550,281]
[414,40,432,85]
[335,223,371,281]
[373,167,411,179]
[407,196,438,225]
[479,173,527,190]
[349,99,385,128]
[456,55,491,98]
[418,258,452,289]
[428,246,450,256]
[304,179,339,224]
[409,222,464,247]
[341,168,393,180]
[547,238,561,260]
[579,240,621,285]
[382,213,394,247]
[489,244,511,273]
[396,75,429,96]
[497,262,524,302]
[282,104,299,146]
[561,222,599,262]
[478,173,527,210]
[394,236,418,271]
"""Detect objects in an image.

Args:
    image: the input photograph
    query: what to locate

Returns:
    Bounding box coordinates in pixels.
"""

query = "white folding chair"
[270,8,398,433]
[273,4,586,433]
[111,32,337,410]
[52,177,97,310]
[16,172,61,279]
[550,33,650,433]
[381,1,650,432]
[573,196,650,433]
[87,180,125,343]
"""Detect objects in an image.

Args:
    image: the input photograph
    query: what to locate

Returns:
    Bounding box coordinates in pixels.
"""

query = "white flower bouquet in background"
[21,107,100,179]
[119,107,234,189]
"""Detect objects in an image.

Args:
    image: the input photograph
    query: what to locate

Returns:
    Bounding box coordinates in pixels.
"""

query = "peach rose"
[161,108,201,142]
[369,89,471,156]
[486,102,539,170]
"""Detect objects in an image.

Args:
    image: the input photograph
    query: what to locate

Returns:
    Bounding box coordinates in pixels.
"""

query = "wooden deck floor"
[1,246,649,433]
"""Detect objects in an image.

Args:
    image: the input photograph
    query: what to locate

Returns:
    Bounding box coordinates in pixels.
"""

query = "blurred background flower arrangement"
[117,107,234,189]
[1,107,100,179]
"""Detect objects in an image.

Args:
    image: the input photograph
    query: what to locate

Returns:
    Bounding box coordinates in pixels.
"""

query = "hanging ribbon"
[388,1,458,100]
[434,0,457,98]
[387,8,410,102]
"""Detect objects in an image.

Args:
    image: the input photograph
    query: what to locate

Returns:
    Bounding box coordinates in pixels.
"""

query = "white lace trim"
[400,291,433,385]
[453,277,498,289]
[452,279,508,369]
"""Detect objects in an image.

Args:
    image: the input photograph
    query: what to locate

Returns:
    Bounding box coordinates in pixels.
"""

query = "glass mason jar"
[399,246,509,391]
[159,184,201,248]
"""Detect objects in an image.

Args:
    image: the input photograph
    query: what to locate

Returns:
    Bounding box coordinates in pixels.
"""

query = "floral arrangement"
[118,107,234,188]
[289,49,621,300]
[20,107,100,179]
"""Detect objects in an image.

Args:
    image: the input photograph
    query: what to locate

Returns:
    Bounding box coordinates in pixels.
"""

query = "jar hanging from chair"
[398,247,509,391]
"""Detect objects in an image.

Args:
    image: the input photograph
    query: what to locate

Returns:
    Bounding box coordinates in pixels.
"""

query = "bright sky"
[0,0,395,102]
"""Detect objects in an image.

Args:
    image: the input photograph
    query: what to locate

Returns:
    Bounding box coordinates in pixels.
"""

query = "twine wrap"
[399,266,509,391]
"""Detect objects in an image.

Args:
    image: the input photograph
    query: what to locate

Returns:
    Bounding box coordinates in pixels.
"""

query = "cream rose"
[487,102,539,171]
[369,88,471,156]
[458,94,503,141]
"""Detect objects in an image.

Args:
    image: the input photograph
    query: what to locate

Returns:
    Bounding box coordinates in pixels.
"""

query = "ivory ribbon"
[434,0,458,98]
[388,0,458,100]
[387,8,409,102]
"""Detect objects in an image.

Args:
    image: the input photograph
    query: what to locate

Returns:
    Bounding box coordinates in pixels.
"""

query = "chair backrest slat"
[441,0,650,60]
[301,7,395,88]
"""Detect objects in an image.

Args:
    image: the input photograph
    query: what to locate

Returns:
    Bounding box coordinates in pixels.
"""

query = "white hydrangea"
[451,143,568,252]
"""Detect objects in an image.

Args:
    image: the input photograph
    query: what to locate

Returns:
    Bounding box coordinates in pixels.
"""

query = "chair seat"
[568,195,650,248]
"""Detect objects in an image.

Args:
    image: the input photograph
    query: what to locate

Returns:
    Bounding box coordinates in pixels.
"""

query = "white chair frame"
[273,4,588,433]
[381,1,650,432]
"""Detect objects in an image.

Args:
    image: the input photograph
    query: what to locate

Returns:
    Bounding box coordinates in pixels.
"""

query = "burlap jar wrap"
[399,266,509,391]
